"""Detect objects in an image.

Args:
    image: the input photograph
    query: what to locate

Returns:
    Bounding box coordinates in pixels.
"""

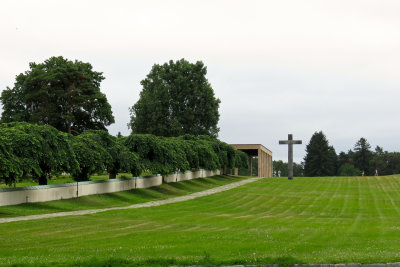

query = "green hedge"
[0,123,248,185]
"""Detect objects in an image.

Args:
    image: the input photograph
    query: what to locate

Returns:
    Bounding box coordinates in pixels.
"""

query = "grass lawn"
[0,175,245,218]
[1,175,400,266]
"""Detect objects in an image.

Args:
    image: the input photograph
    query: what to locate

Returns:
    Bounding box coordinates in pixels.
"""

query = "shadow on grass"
[20,255,302,267]
[0,202,70,217]
[91,192,134,204]
[166,181,197,191]
[148,185,181,196]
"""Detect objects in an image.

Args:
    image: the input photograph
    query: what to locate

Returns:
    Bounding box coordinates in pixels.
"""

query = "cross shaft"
[279,134,302,180]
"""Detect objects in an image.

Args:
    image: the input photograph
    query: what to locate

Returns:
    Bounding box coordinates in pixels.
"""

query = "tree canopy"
[124,133,247,177]
[0,122,78,185]
[273,160,304,177]
[303,131,337,177]
[353,137,373,175]
[0,56,114,135]
[129,59,220,137]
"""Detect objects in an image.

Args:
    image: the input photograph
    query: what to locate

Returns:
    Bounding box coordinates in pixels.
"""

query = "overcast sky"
[1,0,400,162]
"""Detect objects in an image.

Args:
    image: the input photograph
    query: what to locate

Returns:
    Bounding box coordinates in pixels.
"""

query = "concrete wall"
[0,169,221,207]
[163,169,220,183]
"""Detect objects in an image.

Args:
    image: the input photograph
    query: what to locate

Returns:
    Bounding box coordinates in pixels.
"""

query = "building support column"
[249,156,253,176]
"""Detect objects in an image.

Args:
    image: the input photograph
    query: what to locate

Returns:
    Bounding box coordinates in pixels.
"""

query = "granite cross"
[279,134,302,180]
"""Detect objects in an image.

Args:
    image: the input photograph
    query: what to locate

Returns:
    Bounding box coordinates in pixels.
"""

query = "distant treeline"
[0,122,248,186]
[274,131,400,177]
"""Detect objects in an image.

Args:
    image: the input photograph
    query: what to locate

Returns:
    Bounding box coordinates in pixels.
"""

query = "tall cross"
[279,134,302,180]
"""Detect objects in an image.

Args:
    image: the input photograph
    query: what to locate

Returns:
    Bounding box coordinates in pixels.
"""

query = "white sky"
[1,0,400,162]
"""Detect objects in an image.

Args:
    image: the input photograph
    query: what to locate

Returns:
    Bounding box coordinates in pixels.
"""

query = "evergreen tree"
[328,146,338,175]
[303,131,337,176]
[353,137,373,175]
[293,162,304,177]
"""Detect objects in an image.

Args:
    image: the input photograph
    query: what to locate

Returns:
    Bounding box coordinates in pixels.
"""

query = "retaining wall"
[0,169,221,207]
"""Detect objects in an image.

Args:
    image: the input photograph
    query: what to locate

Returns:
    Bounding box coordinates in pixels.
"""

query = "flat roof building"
[230,144,273,177]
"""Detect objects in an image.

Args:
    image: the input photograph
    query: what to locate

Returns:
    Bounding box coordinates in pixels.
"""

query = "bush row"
[0,122,248,186]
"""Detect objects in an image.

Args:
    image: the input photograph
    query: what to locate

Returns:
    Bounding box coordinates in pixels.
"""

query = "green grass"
[0,175,245,218]
[2,175,400,266]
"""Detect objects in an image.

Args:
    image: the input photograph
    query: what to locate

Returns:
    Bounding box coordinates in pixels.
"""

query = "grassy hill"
[1,175,400,266]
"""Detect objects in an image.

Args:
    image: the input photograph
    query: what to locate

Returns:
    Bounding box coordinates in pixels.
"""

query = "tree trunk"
[39,175,48,185]
[109,172,117,179]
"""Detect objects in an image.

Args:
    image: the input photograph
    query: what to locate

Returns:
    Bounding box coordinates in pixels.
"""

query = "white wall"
[0,169,221,207]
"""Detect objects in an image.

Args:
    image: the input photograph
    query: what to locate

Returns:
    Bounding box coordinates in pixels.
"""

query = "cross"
[279,134,302,180]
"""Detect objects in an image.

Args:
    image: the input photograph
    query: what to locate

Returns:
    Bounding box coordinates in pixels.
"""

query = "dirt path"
[0,177,263,224]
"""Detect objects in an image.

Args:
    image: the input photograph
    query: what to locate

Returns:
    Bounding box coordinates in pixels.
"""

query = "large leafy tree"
[0,56,114,135]
[304,131,337,176]
[129,59,220,137]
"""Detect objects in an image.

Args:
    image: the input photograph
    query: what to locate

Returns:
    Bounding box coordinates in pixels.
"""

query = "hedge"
[0,123,248,185]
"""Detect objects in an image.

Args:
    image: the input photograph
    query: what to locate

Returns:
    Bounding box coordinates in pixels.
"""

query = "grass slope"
[1,175,400,266]
[0,175,244,218]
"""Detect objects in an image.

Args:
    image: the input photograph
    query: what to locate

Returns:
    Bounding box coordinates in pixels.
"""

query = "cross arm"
[279,140,302,145]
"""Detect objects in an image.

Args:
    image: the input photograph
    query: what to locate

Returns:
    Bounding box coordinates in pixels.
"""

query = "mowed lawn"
[0,175,245,218]
[1,175,400,266]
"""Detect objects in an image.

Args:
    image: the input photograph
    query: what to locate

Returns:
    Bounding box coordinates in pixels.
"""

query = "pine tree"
[353,137,373,175]
[304,131,337,176]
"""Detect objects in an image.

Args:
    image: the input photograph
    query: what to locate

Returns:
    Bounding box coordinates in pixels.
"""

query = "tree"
[303,131,337,176]
[124,134,187,177]
[129,59,220,137]
[385,152,400,175]
[1,56,114,135]
[353,137,373,175]
[0,122,78,185]
[337,163,361,176]
[273,160,288,176]
[0,133,22,186]
[293,162,304,177]
[328,146,338,175]
[273,160,304,177]
[370,146,387,175]
[70,131,111,181]
[338,151,350,168]
[82,130,141,179]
